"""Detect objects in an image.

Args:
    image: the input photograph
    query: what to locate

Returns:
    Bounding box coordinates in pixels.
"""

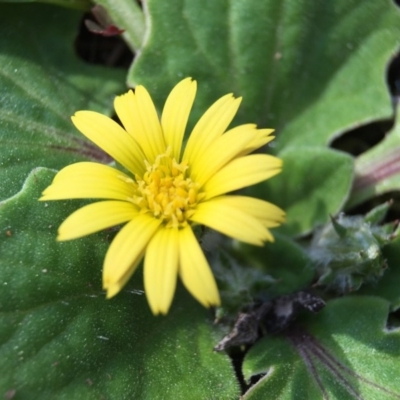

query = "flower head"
[40,78,285,314]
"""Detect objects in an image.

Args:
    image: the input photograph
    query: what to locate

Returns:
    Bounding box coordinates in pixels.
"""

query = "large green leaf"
[129,0,400,151]
[0,3,126,200]
[128,0,398,236]
[0,168,239,399]
[242,296,400,399]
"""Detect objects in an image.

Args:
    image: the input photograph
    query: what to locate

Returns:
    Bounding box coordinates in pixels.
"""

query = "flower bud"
[309,203,398,293]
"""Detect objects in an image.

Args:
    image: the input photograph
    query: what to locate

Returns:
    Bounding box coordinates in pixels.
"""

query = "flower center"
[130,149,203,228]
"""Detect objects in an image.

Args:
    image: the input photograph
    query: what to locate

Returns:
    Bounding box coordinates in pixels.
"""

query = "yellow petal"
[114,87,166,163]
[161,78,197,160]
[217,195,285,226]
[103,214,162,297]
[183,94,241,164]
[144,227,179,315]
[203,154,282,199]
[239,128,275,157]
[105,266,141,299]
[193,126,276,183]
[71,111,145,175]
[178,226,220,307]
[191,198,274,245]
[51,162,129,183]
[40,162,133,201]
[57,201,139,241]
[191,124,259,184]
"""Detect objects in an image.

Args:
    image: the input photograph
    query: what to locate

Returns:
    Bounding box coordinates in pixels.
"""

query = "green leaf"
[348,118,400,208]
[248,147,354,237]
[0,3,126,200]
[129,0,400,151]
[128,0,393,239]
[242,296,400,399]
[0,168,239,399]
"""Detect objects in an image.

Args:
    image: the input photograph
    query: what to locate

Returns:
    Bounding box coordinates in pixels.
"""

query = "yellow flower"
[40,78,285,315]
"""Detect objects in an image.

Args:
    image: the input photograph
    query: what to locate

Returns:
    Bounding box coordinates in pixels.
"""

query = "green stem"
[95,0,146,52]
[347,146,400,208]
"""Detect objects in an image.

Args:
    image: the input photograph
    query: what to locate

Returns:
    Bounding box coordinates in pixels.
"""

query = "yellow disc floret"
[130,148,203,228]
